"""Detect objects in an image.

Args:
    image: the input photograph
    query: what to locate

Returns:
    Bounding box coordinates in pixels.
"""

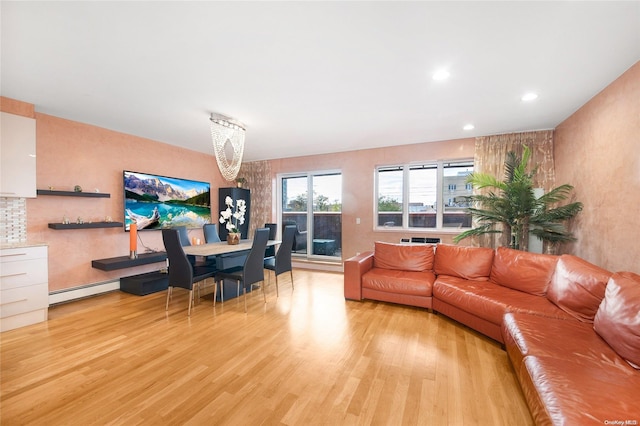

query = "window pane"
[443,161,474,228]
[312,173,342,257]
[409,165,437,228]
[282,176,308,250]
[377,168,403,227]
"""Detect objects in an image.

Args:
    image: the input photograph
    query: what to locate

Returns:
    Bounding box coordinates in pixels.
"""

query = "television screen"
[123,170,211,231]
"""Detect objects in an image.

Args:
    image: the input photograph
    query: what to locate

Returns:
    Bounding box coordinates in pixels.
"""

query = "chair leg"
[165,286,172,310]
[188,289,193,316]
[261,280,266,303]
[290,270,294,290]
[220,279,224,302]
[213,280,217,308]
[275,274,279,297]
[243,286,247,313]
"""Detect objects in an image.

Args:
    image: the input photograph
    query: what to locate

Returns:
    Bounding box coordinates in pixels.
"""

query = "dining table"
[182,239,281,257]
[183,239,281,302]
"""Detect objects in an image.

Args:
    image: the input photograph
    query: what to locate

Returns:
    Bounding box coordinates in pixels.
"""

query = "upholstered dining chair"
[282,220,307,253]
[162,229,217,316]
[264,224,295,297]
[264,223,277,258]
[203,223,221,243]
[214,228,269,312]
[175,225,198,265]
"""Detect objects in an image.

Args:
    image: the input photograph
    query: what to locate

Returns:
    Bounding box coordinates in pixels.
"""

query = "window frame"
[374,159,474,233]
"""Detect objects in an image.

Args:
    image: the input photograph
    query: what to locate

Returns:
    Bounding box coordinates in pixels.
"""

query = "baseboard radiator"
[49,280,120,305]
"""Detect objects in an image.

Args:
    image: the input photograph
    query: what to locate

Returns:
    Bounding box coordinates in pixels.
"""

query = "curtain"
[473,130,555,248]
[239,160,272,238]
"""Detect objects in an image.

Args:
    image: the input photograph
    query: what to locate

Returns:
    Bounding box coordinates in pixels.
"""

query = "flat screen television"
[123,170,211,231]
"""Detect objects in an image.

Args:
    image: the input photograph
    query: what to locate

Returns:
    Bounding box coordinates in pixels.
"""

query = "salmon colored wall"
[555,61,639,273]
[0,97,35,118]
[268,138,475,260]
[26,112,226,291]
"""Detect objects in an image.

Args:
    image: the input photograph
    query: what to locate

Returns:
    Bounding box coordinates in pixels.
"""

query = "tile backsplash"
[0,197,27,244]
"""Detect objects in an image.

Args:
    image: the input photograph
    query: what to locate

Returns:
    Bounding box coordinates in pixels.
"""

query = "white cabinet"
[0,112,37,198]
[0,245,48,331]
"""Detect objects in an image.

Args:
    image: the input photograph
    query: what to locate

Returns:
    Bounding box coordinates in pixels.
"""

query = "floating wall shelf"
[92,252,168,271]
[37,189,110,198]
[48,222,123,230]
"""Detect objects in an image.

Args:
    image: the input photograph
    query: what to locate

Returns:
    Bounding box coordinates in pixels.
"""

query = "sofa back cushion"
[547,255,612,323]
[490,246,558,296]
[594,272,640,369]
[434,244,494,280]
[373,241,434,272]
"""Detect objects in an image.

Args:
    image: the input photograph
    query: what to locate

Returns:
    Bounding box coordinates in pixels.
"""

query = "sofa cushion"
[433,244,494,280]
[490,247,558,296]
[594,271,640,369]
[362,268,435,297]
[502,313,625,372]
[547,255,612,323]
[520,355,640,425]
[434,276,572,325]
[373,241,434,272]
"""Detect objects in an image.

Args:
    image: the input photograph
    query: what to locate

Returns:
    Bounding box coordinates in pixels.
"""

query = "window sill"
[374,227,470,235]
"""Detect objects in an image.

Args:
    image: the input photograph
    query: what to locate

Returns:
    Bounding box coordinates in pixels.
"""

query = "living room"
[1,2,638,424]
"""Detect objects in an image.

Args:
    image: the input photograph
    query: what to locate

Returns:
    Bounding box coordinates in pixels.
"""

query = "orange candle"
[129,222,137,253]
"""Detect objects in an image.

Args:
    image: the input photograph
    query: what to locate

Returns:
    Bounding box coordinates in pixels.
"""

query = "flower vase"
[227,232,240,245]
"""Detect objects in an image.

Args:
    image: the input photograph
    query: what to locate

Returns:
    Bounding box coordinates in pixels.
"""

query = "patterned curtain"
[473,130,555,248]
[239,160,272,238]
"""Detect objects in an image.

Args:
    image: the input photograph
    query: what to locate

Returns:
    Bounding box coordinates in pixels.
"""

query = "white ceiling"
[2,2,639,162]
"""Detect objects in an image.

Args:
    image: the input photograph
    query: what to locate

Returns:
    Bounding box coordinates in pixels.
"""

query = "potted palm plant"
[454,145,583,251]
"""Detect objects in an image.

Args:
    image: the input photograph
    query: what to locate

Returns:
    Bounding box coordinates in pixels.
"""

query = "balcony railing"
[282,211,342,256]
[378,211,472,228]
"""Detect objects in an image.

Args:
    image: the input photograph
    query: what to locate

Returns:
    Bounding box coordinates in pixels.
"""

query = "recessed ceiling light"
[521,92,538,101]
[463,124,475,131]
[432,70,450,81]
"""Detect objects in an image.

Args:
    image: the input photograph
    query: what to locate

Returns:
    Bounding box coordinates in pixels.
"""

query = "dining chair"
[214,228,270,312]
[175,225,198,265]
[264,223,277,258]
[264,224,296,297]
[162,229,217,316]
[203,223,221,243]
[282,220,307,253]
[201,223,221,267]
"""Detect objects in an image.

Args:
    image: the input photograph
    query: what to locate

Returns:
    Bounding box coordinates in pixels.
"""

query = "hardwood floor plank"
[1,270,533,425]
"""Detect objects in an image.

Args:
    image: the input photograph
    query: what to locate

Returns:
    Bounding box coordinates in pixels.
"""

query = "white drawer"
[0,283,49,318]
[0,246,47,263]
[0,258,48,290]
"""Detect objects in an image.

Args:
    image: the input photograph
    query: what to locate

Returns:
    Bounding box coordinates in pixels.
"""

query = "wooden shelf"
[48,222,123,230]
[92,252,167,271]
[37,189,110,198]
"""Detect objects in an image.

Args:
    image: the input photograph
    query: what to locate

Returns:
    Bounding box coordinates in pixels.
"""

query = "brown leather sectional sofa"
[344,242,640,425]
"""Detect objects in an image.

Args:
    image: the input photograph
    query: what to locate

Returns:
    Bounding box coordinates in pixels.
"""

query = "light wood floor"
[1,270,533,425]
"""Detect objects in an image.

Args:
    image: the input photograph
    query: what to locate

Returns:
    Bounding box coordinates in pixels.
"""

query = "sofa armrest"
[344,251,374,300]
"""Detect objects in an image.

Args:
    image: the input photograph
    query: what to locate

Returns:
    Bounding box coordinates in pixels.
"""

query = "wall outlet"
[356,217,361,224]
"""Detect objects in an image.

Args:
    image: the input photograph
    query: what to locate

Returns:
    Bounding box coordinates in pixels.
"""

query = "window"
[280,171,342,259]
[375,160,473,230]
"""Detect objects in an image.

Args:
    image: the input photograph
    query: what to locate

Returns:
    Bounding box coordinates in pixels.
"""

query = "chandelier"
[209,112,246,182]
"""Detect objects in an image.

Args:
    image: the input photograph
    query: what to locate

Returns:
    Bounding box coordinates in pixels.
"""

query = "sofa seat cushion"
[502,312,626,372]
[434,276,571,325]
[434,276,513,324]
[519,355,640,425]
[433,244,494,280]
[594,271,640,369]
[362,268,435,297]
[547,254,612,323]
[490,247,558,296]
[373,241,434,272]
